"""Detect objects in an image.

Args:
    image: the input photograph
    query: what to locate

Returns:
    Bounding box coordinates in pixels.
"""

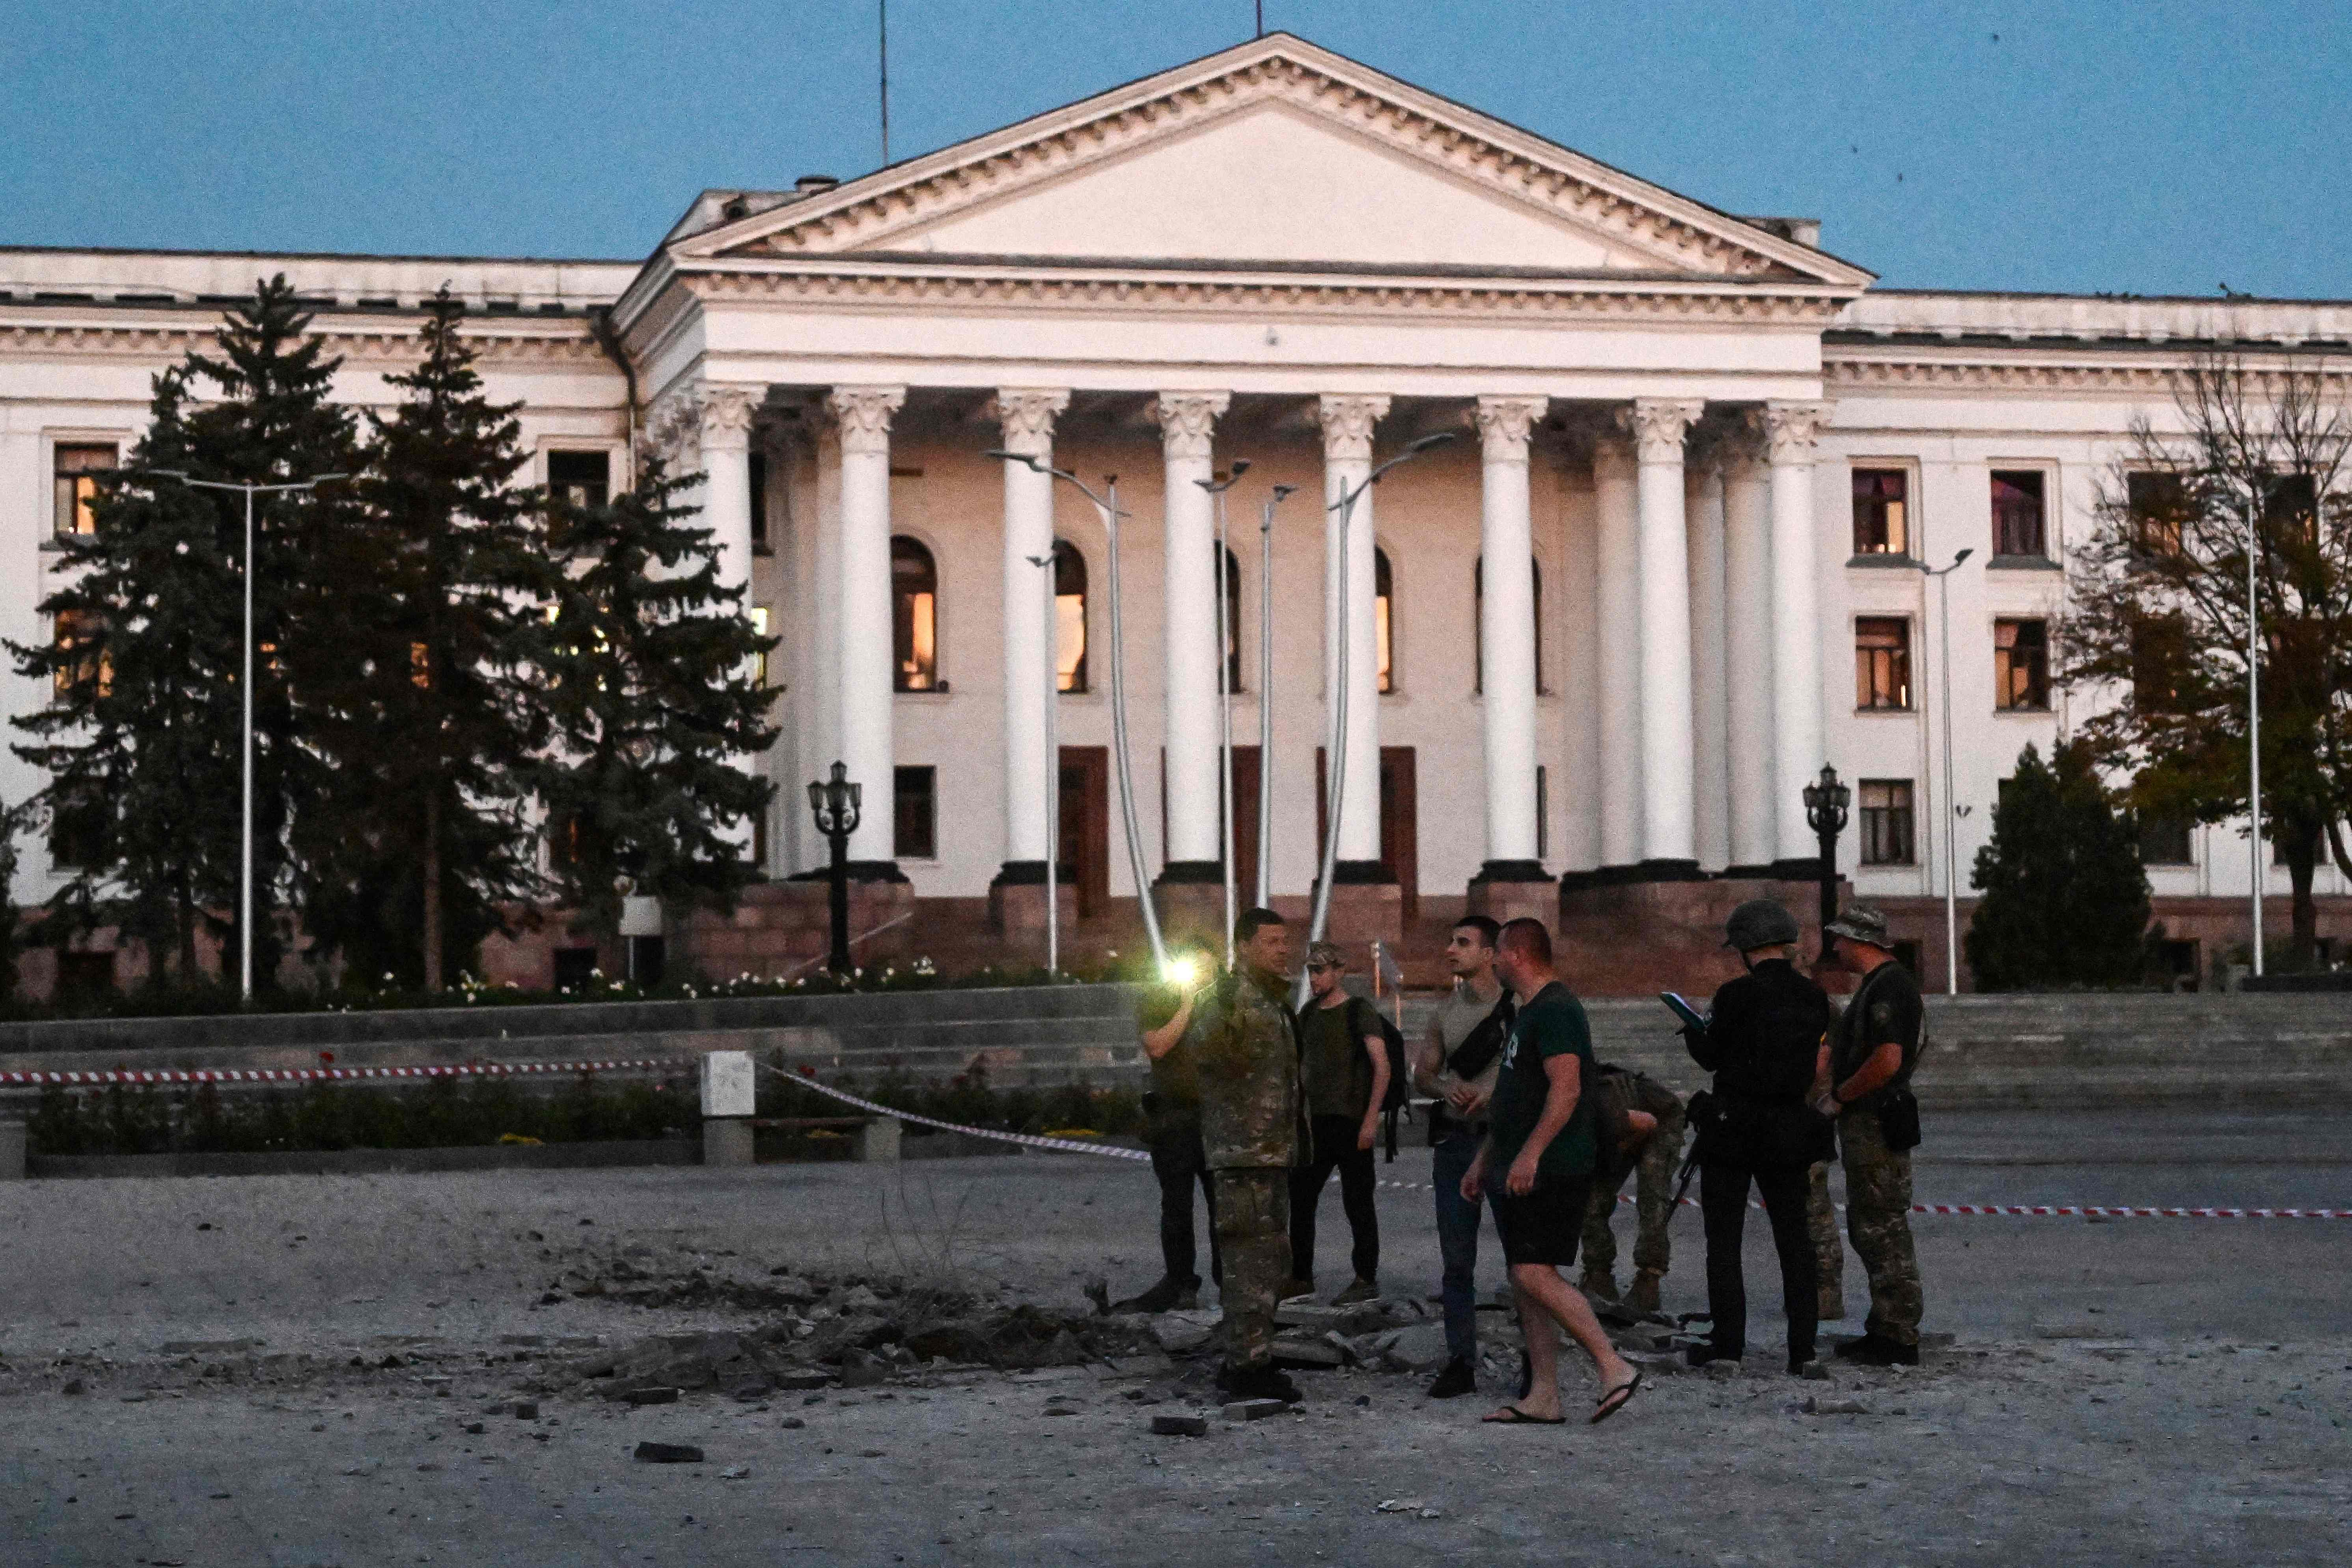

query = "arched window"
[1472,556,1546,695]
[1220,544,1244,694]
[892,536,938,692]
[1052,539,1087,693]
[1374,548,1395,694]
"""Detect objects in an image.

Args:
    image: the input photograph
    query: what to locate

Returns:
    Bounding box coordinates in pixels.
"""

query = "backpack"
[1346,995,1412,1114]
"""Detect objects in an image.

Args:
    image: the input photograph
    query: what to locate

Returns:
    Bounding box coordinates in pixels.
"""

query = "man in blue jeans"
[1411,916,1512,1398]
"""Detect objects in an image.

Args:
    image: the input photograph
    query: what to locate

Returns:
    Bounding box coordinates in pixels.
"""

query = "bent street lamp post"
[985,451,1165,971]
[806,761,862,978]
[1919,548,1975,993]
[1257,484,1298,910]
[1306,431,1455,962]
[148,468,346,1003]
[1802,764,1851,941]
[2245,495,2265,979]
[1197,459,1251,968]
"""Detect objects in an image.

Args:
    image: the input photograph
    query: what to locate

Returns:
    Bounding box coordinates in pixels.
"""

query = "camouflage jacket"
[1196,969,1307,1170]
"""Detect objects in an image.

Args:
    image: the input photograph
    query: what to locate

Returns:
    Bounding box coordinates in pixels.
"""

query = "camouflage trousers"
[1210,1168,1291,1370]
[1581,1099,1686,1281]
[1807,1162,1845,1303]
[1837,1104,1922,1346]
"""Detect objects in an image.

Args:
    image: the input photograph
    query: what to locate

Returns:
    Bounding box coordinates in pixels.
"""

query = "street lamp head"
[1952,547,1974,566]
[1229,458,1252,477]
[1802,763,1851,833]
[1271,483,1298,501]
[981,447,1045,472]
[807,760,862,838]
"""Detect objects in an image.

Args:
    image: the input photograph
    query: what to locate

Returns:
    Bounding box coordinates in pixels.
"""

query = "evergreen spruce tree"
[304,287,553,989]
[10,279,362,986]
[1964,741,2153,990]
[528,456,778,937]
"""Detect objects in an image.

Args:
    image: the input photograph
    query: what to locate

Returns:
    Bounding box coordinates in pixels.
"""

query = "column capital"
[1623,397,1706,464]
[1152,391,1231,460]
[989,388,1069,457]
[1760,399,1834,464]
[823,385,907,457]
[1314,393,1391,463]
[696,384,761,451]
[1473,395,1549,463]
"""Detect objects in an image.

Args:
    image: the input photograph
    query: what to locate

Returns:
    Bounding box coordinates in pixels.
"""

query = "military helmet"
[1724,899,1801,953]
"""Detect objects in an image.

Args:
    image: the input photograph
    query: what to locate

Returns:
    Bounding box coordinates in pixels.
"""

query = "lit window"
[1852,469,1908,556]
[547,450,609,510]
[1374,548,1394,694]
[891,536,938,692]
[410,641,432,689]
[1854,617,1912,710]
[1472,556,1545,695]
[1990,470,2046,557]
[1993,619,2049,711]
[53,609,110,697]
[1859,779,1915,865]
[751,606,770,690]
[1053,539,1087,693]
[894,765,937,859]
[53,444,116,537]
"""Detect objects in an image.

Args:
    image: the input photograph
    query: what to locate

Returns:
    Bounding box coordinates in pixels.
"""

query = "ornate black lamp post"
[1802,764,1851,934]
[806,761,862,977]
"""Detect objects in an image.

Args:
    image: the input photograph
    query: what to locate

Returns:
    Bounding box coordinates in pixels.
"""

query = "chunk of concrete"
[1150,1311,1219,1354]
[633,1442,705,1463]
[1150,1413,1209,1436]
[699,1052,755,1119]
[1375,1324,1451,1374]
[1221,1398,1287,1421]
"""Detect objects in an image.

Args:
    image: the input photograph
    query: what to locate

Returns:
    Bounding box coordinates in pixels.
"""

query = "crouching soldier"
[1578,1065,1686,1316]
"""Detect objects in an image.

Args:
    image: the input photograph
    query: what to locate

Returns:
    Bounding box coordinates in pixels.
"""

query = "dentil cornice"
[1315,394,1391,463]
[1473,395,1548,461]
[824,386,907,456]
[1152,392,1231,460]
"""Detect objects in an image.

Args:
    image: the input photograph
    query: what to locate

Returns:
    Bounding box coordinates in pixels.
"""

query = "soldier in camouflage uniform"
[1807,1160,1846,1321]
[1577,1066,1685,1316]
[1817,906,1925,1367]
[1196,907,1310,1403]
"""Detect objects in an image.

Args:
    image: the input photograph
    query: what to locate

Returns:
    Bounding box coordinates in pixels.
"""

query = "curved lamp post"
[1256,483,1298,910]
[1918,548,1975,992]
[985,451,1166,972]
[1306,431,1455,957]
[1196,459,1251,968]
[807,761,862,977]
[1802,764,1851,939]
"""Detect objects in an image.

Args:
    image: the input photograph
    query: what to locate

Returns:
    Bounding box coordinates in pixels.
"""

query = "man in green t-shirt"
[1461,918,1641,1427]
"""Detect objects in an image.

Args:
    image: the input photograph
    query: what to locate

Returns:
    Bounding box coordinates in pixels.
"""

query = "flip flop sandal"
[1589,1371,1645,1426]
[1481,1404,1566,1425]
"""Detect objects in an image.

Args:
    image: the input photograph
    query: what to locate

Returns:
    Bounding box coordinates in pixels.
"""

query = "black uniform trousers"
[1147,1106,1221,1286]
[1699,1158,1818,1365]
[1289,1114,1379,1285]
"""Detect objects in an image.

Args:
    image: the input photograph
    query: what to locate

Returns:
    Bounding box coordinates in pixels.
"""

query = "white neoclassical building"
[4,34,2345,990]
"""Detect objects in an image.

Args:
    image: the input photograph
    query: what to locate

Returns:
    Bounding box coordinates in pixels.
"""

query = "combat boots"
[1577,1268,1619,1302]
[1331,1277,1380,1307]
[1623,1268,1663,1316]
[1111,1274,1200,1314]
[1834,1334,1919,1367]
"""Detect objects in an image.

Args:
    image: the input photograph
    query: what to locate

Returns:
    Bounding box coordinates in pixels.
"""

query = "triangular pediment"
[672,34,1871,290]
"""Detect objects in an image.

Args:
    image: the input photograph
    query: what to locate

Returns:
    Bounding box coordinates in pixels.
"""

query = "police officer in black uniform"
[1683,899,1835,1374]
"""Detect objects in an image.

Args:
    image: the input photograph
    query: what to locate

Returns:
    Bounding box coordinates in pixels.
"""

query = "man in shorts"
[1459,918,1642,1427]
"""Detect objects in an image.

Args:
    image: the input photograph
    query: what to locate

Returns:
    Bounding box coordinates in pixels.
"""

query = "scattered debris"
[1151,1413,1209,1437]
[621,1387,681,1407]
[1222,1398,1287,1421]
[633,1442,704,1464]
[1803,1397,1869,1416]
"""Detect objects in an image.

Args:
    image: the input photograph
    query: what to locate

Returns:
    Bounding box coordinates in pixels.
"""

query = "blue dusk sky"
[2,0,2345,297]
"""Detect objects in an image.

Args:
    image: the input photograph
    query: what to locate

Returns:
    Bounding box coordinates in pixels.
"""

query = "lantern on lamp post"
[1802,764,1851,936]
[807,761,863,978]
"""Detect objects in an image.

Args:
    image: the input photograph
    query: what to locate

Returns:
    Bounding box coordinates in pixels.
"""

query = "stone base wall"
[1556,875,1847,997]
[676,880,917,982]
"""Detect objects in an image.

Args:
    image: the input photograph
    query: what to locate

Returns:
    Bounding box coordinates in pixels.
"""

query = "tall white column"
[825,385,906,866]
[1475,395,1547,872]
[1315,393,1390,867]
[1593,433,1642,867]
[1630,398,1704,867]
[1764,400,1833,866]
[994,389,1068,874]
[1558,456,1603,871]
[1686,453,1730,872]
[1155,391,1231,873]
[696,385,761,603]
[1723,438,1777,867]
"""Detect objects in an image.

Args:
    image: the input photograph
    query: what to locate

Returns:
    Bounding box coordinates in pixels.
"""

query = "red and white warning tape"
[758,1061,1152,1163]
[0,1058,682,1089]
[1368,1176,2352,1220]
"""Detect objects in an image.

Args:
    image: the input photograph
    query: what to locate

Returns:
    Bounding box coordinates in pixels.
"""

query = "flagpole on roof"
[879,0,891,166]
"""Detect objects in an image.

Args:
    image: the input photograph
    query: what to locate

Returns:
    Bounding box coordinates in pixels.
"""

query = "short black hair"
[1497,917,1553,966]
[1451,915,1501,948]
[1234,907,1287,945]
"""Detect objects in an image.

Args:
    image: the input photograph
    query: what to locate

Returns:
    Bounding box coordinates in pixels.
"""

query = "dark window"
[1852,468,1909,556]
[52,444,116,537]
[894,765,937,859]
[1374,548,1395,694]
[552,947,599,991]
[547,450,609,511]
[891,537,938,692]
[1993,619,2050,710]
[2126,471,2187,556]
[1053,539,1087,693]
[49,786,107,870]
[752,797,770,872]
[1535,764,1549,861]
[2265,472,2319,544]
[2130,614,2191,714]
[1472,556,1545,695]
[1859,779,1915,865]
[1854,617,1912,710]
[1990,470,2046,557]
[1221,544,1244,694]
[748,449,768,551]
[2138,815,2195,865]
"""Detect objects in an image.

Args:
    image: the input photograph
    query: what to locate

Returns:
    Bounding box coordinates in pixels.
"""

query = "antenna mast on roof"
[879,0,892,166]
[1256,2,1264,38]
